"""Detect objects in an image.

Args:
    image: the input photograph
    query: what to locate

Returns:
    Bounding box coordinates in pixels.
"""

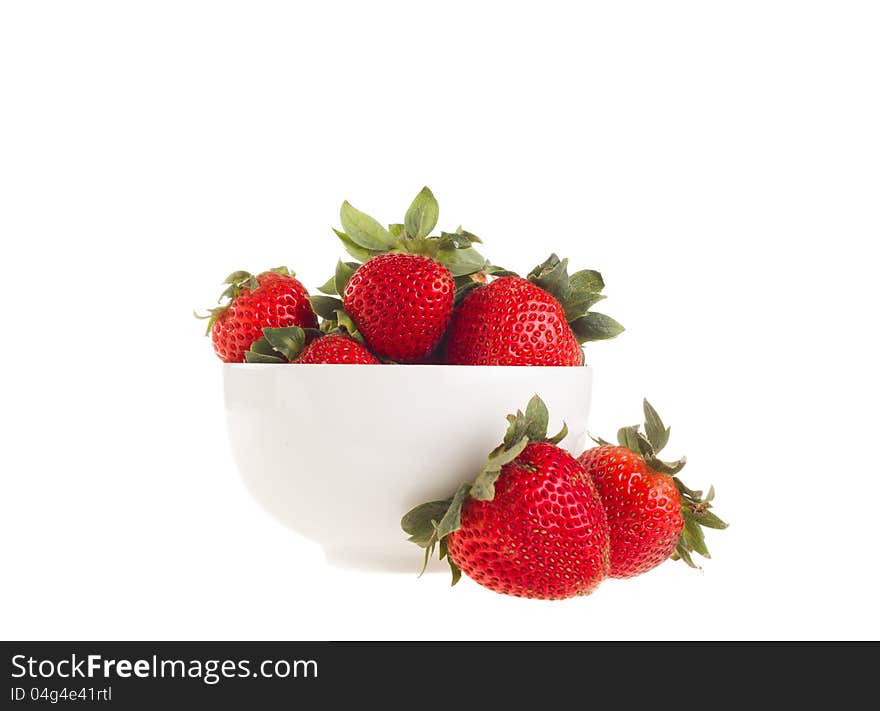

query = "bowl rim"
[223,363,594,372]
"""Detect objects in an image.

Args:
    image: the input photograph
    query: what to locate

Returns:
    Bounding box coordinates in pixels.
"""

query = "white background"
[2,1,878,640]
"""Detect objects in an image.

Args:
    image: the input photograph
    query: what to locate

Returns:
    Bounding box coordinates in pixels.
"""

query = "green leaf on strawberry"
[485,264,518,278]
[316,274,338,296]
[569,312,625,343]
[643,399,671,453]
[528,254,571,304]
[244,341,286,363]
[404,186,440,240]
[334,228,384,263]
[526,254,623,343]
[562,292,606,322]
[333,310,365,344]
[616,425,644,456]
[569,269,604,293]
[437,228,482,250]
[333,187,487,277]
[334,260,360,296]
[245,326,308,363]
[340,201,397,251]
[435,481,473,540]
[440,246,488,277]
[263,326,306,360]
[470,437,528,501]
[401,500,450,547]
[502,394,550,448]
[309,295,345,320]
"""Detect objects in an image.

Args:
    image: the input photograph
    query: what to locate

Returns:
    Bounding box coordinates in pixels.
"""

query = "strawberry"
[197,267,318,363]
[310,187,487,363]
[244,326,379,364]
[578,400,727,578]
[344,253,454,362]
[402,396,610,599]
[298,334,379,364]
[445,255,624,366]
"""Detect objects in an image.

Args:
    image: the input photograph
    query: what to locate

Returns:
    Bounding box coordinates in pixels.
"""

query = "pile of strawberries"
[199,187,725,600]
[403,396,725,599]
[198,187,623,367]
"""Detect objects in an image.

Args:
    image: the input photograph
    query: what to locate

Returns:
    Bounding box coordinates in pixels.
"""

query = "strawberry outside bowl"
[223,364,593,572]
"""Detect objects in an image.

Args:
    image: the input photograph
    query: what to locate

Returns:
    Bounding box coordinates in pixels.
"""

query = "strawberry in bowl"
[310,187,487,363]
[244,327,380,365]
[445,255,624,366]
[197,267,318,363]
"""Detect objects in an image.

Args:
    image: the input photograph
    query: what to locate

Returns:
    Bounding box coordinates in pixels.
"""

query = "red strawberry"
[197,267,318,363]
[244,327,379,365]
[446,276,580,365]
[402,396,610,600]
[343,253,454,362]
[310,187,487,363]
[298,334,379,364]
[578,400,727,578]
[445,256,623,366]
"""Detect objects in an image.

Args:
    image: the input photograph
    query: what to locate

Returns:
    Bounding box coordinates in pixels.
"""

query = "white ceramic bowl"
[224,364,593,571]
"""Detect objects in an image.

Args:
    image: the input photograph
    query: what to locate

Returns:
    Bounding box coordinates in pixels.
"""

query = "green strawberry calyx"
[194,266,294,335]
[308,260,360,335]
[592,399,728,568]
[330,186,488,280]
[527,254,624,343]
[243,324,353,363]
[401,395,567,585]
